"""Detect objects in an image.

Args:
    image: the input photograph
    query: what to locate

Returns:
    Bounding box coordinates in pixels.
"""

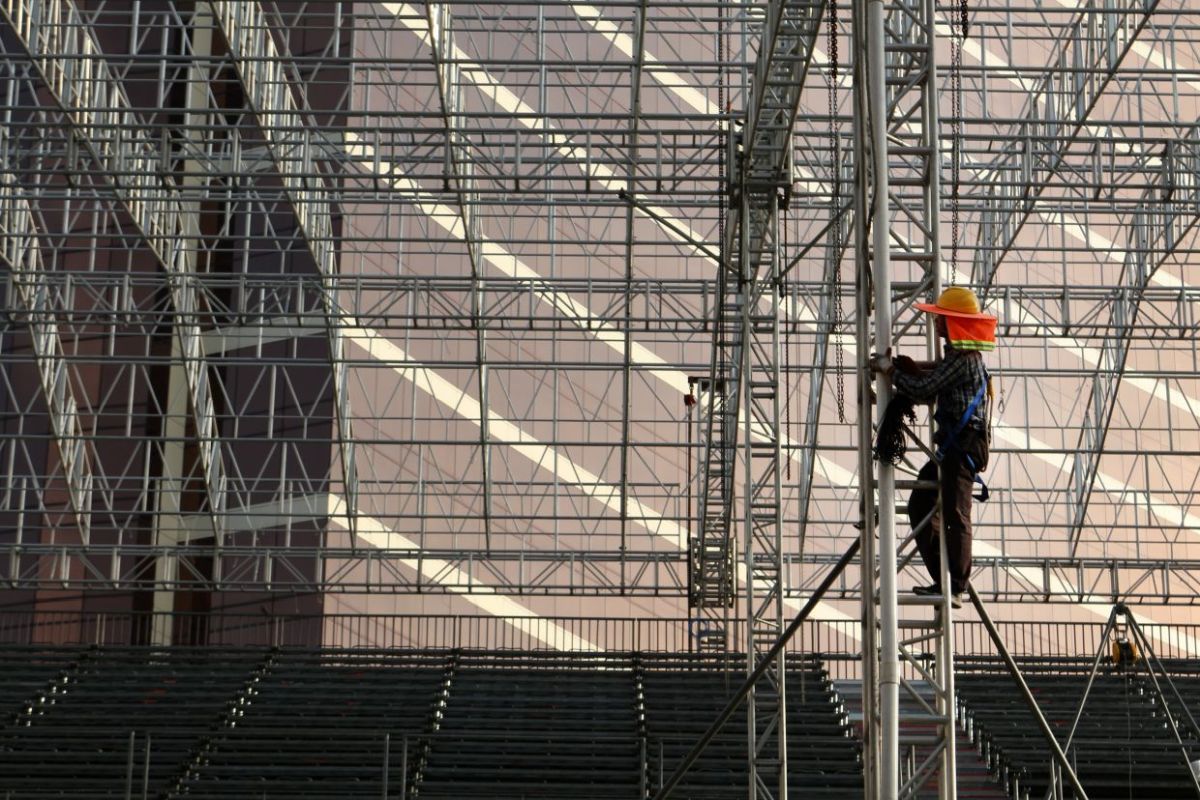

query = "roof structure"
[0,0,1198,633]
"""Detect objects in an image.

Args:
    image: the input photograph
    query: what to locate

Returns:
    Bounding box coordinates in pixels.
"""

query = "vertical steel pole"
[141,733,151,800]
[772,199,788,800]
[640,736,648,799]
[620,0,649,594]
[383,732,390,799]
[659,739,664,791]
[400,735,408,800]
[921,2,957,793]
[852,0,877,791]
[867,0,898,795]
[741,190,757,800]
[125,731,136,800]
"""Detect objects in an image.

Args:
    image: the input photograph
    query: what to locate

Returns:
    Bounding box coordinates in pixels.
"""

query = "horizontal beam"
[5,272,1199,339]
[3,537,1196,603]
[0,542,688,594]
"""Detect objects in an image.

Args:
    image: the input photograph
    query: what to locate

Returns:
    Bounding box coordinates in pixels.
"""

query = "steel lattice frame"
[0,0,1199,658]
[854,0,966,794]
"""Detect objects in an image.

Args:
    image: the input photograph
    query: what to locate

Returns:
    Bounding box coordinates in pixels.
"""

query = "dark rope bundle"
[873,393,917,466]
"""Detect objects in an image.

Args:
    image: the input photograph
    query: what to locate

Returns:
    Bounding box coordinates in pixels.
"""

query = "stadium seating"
[0,646,83,717]
[178,648,449,798]
[835,677,1008,800]
[417,651,643,798]
[14,644,1195,799]
[956,657,1199,799]
[641,653,860,800]
[0,645,861,799]
[0,647,266,798]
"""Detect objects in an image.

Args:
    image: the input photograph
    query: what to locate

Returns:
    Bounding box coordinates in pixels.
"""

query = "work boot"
[912,584,961,609]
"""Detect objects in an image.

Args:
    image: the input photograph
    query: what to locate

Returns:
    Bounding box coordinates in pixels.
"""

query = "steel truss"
[1064,131,1200,553]
[2,0,228,546]
[6,271,1200,339]
[855,0,958,796]
[0,1,1198,643]
[423,1,493,552]
[211,1,359,548]
[0,170,93,540]
[971,0,1161,293]
[7,536,1200,602]
[688,1,826,796]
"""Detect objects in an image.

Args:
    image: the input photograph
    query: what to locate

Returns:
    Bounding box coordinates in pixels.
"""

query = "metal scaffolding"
[0,0,1198,675]
[854,0,964,794]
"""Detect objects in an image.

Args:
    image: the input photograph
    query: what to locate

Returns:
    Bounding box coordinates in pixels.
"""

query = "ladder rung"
[898,734,946,746]
[895,479,938,491]
[899,712,951,724]
[890,145,931,157]
[897,594,958,607]
[891,251,935,262]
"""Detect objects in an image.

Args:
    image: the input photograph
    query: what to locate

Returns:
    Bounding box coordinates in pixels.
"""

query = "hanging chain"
[784,214,792,480]
[829,0,845,423]
[716,3,728,393]
[949,0,967,286]
[718,4,726,261]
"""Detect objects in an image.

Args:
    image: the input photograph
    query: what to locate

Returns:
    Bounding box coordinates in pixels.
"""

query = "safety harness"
[933,367,991,502]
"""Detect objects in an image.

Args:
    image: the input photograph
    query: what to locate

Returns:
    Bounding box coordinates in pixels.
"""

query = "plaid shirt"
[894,346,988,432]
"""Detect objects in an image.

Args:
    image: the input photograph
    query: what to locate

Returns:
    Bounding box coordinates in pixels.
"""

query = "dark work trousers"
[906,428,987,592]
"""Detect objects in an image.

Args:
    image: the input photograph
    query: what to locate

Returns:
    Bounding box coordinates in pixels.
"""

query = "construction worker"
[872,286,997,608]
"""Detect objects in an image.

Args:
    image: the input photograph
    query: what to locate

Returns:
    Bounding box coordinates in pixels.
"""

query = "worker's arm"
[870,352,934,376]
[893,353,971,403]
[891,354,935,374]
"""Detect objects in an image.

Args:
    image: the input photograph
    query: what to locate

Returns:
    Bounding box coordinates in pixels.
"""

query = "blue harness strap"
[934,369,991,502]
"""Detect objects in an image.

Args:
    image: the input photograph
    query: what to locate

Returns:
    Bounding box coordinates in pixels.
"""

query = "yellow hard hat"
[915,286,993,320]
[916,286,999,351]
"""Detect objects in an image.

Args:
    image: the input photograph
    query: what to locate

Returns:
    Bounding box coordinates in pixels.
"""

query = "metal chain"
[784,215,792,480]
[950,0,967,286]
[829,0,845,423]
[718,5,726,260]
[716,4,728,390]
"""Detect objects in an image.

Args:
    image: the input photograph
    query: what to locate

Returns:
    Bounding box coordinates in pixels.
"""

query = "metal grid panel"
[0,1,1197,631]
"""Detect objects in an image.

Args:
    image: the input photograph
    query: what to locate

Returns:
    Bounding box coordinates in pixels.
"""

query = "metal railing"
[2,609,1198,665]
